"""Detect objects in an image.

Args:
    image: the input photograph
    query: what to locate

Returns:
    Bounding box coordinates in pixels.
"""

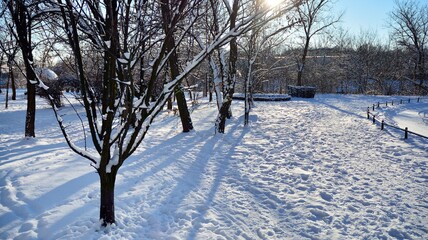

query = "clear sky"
[333,0,426,42]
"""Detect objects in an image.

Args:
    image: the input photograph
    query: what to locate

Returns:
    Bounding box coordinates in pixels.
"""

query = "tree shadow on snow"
[135,114,248,239]
[314,99,367,120]
[185,117,248,240]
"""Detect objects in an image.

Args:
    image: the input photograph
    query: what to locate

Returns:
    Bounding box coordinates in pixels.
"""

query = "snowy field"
[0,91,427,239]
[377,101,428,137]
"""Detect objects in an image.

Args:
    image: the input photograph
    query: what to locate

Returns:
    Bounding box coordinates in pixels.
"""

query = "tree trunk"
[167,96,173,110]
[8,0,37,137]
[5,73,9,109]
[217,99,232,133]
[160,0,193,132]
[25,81,36,137]
[10,64,16,100]
[175,85,193,132]
[99,171,116,226]
[23,55,37,137]
[417,51,425,88]
[216,0,239,133]
[244,60,253,126]
[297,37,310,86]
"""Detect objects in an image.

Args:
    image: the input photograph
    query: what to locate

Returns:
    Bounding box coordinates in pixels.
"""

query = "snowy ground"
[376,100,428,137]
[0,91,427,240]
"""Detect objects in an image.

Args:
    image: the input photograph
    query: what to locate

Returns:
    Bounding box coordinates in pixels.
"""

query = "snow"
[34,68,58,81]
[37,80,50,91]
[377,101,428,136]
[106,145,119,173]
[105,41,111,48]
[1,91,427,239]
[117,58,128,64]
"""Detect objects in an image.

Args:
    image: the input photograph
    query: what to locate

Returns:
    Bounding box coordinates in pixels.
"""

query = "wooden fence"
[366,97,428,140]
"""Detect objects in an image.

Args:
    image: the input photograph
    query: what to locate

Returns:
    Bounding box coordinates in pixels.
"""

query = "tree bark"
[8,0,36,137]
[217,100,232,133]
[297,37,310,86]
[417,51,425,87]
[10,63,16,100]
[175,85,193,132]
[5,73,9,109]
[24,80,36,137]
[216,0,239,133]
[160,0,193,132]
[99,171,116,226]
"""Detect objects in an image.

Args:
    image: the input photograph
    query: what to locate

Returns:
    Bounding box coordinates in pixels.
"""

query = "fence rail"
[366,97,428,140]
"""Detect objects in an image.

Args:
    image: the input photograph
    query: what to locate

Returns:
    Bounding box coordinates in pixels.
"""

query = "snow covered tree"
[49,0,302,227]
[4,0,44,137]
[160,0,194,132]
[210,0,240,134]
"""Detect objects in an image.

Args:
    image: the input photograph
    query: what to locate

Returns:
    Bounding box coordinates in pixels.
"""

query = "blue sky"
[333,0,425,42]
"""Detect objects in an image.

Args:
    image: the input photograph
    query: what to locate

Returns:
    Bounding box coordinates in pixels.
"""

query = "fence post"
[404,127,408,139]
[386,102,388,107]
[392,100,394,106]
[400,99,403,104]
[373,104,375,111]
[367,107,370,119]
[418,98,420,103]
[377,102,380,108]
[373,115,376,124]
[381,120,384,130]
[408,98,410,103]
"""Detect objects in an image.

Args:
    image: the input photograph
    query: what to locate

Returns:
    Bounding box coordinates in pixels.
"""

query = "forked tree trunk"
[161,0,193,132]
[99,171,117,226]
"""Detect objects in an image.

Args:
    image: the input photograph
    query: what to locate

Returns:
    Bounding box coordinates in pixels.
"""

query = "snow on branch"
[124,3,298,155]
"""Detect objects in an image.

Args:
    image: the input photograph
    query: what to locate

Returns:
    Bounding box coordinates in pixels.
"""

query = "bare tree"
[0,21,19,103]
[295,0,341,86]
[389,0,428,91]
[160,0,194,132]
[5,0,43,137]
[214,0,240,133]
[239,1,298,125]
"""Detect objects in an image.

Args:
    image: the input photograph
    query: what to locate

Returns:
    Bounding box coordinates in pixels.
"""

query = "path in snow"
[0,94,427,239]
[220,97,427,239]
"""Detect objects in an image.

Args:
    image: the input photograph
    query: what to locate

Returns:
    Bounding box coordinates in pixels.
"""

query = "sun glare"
[265,0,282,7]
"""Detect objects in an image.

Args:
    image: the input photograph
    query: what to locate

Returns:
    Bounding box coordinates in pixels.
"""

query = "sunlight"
[265,0,283,7]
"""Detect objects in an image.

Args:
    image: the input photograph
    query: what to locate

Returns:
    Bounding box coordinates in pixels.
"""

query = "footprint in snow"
[320,191,333,202]
[309,209,333,224]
